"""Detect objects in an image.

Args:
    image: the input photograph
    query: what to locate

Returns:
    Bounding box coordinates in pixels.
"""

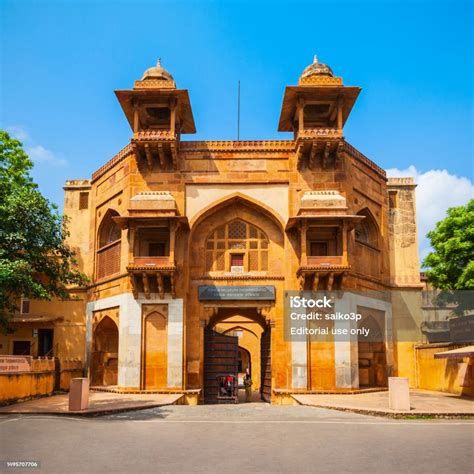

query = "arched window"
[355,209,379,248]
[93,316,119,353]
[205,219,269,272]
[97,210,121,279]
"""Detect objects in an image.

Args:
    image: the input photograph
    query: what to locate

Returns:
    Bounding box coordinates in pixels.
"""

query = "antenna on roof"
[237,80,241,140]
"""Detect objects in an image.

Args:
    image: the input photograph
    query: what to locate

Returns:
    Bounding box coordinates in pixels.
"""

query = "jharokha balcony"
[112,190,186,300]
[131,130,179,171]
[297,255,350,292]
[127,256,177,300]
[288,190,364,291]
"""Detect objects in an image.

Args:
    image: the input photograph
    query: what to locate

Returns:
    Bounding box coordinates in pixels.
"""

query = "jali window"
[205,220,269,272]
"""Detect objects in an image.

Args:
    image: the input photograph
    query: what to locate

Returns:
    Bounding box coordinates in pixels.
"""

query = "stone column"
[167,298,184,388]
[291,340,308,389]
[334,295,359,389]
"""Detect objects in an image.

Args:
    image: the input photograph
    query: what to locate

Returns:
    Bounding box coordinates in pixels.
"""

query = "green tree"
[423,199,474,314]
[0,130,88,334]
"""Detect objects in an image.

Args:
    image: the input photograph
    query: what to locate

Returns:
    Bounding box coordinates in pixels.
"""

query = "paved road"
[1,404,473,473]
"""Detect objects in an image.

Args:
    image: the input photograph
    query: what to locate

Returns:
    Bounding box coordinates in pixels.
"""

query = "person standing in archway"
[243,368,252,402]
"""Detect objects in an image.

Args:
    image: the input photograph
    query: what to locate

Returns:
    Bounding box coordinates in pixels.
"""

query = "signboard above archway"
[198,285,276,301]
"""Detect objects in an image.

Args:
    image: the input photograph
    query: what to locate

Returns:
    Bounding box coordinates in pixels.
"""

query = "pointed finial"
[313,55,319,64]
[156,58,162,67]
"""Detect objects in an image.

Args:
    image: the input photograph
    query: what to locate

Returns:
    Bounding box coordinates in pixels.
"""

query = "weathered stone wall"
[387,177,421,287]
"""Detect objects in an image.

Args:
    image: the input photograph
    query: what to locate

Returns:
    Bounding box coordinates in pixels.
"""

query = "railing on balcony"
[306,255,344,267]
[297,128,343,140]
[132,256,172,267]
[133,130,177,141]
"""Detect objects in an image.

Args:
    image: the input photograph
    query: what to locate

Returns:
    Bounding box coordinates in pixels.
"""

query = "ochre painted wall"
[415,345,473,397]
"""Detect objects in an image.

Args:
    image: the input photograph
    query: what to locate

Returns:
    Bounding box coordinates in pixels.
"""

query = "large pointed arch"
[189,194,285,276]
[97,208,121,248]
[354,207,380,248]
[189,193,285,232]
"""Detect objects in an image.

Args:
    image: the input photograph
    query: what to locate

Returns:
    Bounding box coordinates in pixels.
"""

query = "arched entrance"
[221,325,259,390]
[91,316,119,386]
[238,346,251,375]
[204,309,272,404]
[189,196,283,404]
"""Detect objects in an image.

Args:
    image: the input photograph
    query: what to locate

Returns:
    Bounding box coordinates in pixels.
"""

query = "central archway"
[204,308,272,404]
[189,196,282,404]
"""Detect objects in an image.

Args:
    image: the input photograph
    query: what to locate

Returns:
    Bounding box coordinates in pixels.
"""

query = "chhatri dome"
[141,58,174,82]
[300,55,335,80]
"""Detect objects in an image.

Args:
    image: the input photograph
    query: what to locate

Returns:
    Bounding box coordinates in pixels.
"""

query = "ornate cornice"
[126,265,176,272]
[180,140,295,153]
[133,79,176,89]
[343,142,386,179]
[298,75,343,86]
[192,274,285,281]
[387,177,416,187]
[64,179,91,190]
[91,144,133,183]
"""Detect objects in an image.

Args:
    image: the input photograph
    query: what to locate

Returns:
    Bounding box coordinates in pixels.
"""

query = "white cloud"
[26,145,67,167]
[4,125,67,167]
[386,166,474,262]
[6,125,29,142]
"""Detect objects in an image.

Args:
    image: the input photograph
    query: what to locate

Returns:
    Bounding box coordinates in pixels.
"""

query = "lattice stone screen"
[205,220,269,272]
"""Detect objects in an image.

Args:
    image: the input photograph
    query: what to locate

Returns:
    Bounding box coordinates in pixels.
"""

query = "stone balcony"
[127,256,176,299]
[297,255,350,292]
[295,128,343,170]
[131,129,179,170]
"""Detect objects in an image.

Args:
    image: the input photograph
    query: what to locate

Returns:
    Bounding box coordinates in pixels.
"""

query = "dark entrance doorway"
[203,328,239,403]
[203,314,272,404]
[38,329,54,356]
[13,341,31,355]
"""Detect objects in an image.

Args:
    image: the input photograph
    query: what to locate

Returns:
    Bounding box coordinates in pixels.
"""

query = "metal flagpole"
[237,80,240,140]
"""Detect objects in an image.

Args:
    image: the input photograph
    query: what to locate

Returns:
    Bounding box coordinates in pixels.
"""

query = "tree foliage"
[423,199,474,314]
[0,130,88,334]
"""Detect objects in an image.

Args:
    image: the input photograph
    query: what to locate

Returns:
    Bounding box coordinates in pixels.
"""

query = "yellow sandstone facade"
[1,57,426,402]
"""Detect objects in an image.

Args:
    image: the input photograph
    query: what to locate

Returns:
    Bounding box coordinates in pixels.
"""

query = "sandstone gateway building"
[3,57,423,402]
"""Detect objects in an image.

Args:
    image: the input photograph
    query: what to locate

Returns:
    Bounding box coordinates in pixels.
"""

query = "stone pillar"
[167,298,184,388]
[334,296,359,389]
[291,340,308,389]
[291,305,308,389]
[388,377,410,411]
[118,295,142,388]
[69,378,89,411]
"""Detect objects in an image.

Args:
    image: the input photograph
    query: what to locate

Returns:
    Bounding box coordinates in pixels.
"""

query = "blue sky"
[1,0,473,257]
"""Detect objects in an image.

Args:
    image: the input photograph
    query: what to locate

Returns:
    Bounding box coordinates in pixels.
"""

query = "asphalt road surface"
[1,404,473,473]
